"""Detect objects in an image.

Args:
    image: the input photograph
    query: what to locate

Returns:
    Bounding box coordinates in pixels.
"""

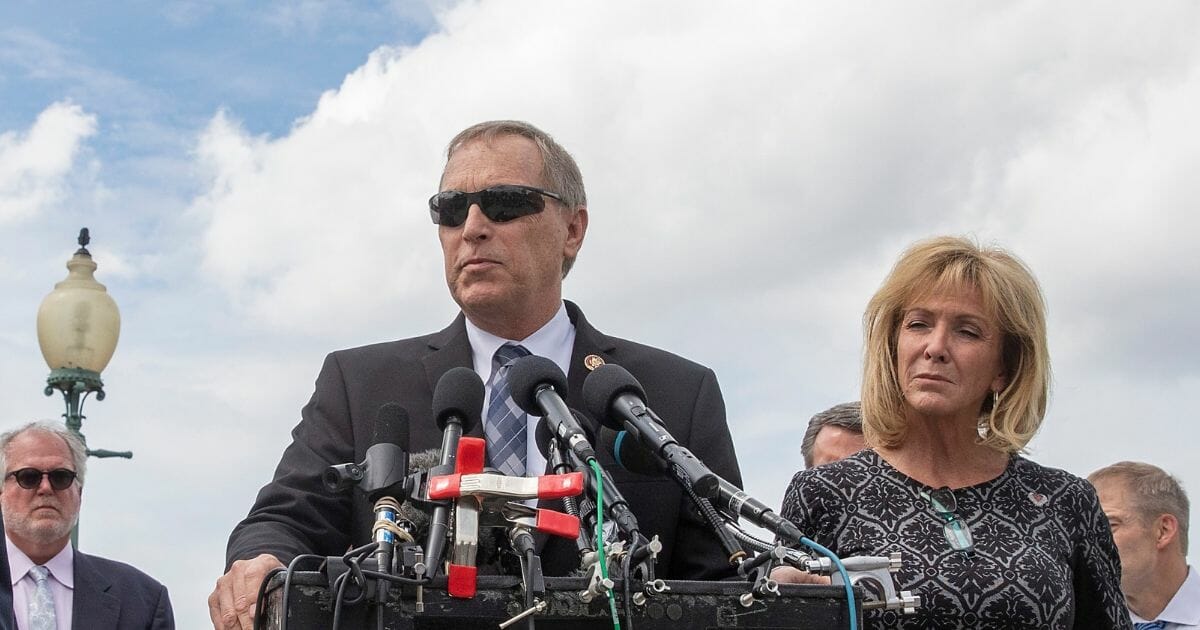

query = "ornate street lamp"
[36,228,132,460]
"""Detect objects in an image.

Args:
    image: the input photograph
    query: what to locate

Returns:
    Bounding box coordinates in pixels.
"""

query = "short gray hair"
[1089,461,1189,555]
[0,421,88,487]
[442,120,588,277]
[801,402,863,468]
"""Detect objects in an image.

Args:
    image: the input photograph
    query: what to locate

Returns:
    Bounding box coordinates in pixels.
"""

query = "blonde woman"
[776,237,1129,629]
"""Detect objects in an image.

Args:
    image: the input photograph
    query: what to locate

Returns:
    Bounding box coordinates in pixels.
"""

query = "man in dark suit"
[0,507,12,630]
[209,120,743,629]
[1,421,173,629]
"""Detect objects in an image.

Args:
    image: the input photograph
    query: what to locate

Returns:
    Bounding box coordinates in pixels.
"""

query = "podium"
[262,572,861,629]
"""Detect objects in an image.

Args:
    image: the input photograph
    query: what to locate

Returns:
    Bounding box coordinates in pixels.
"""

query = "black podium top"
[263,571,860,629]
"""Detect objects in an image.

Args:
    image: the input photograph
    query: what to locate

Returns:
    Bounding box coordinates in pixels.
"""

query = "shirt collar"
[6,534,74,588]
[465,302,572,382]
[1149,565,1200,625]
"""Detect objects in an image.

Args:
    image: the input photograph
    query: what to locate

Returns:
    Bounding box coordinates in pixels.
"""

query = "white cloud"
[6,2,1199,625]
[187,0,1200,540]
[0,101,97,223]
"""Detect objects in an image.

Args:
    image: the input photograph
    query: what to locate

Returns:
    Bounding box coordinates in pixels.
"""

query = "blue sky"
[3,2,1200,627]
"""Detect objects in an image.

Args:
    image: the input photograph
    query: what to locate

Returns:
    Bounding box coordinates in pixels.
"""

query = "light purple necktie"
[28,565,56,630]
[484,343,531,476]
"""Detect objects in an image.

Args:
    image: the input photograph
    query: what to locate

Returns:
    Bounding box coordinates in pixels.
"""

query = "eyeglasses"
[5,468,78,491]
[922,487,974,553]
[429,185,564,227]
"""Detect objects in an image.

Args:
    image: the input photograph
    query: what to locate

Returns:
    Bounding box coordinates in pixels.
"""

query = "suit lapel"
[534,302,616,557]
[72,552,119,629]
[419,313,482,438]
[564,301,617,406]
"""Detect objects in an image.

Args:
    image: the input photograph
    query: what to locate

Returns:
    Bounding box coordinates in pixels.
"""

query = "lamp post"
[36,228,131,544]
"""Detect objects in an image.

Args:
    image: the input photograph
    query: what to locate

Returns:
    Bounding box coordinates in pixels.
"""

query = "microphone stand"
[545,435,594,558]
[506,525,546,630]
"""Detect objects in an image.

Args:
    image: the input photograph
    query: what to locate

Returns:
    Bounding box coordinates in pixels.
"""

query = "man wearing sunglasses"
[1,421,175,629]
[213,120,743,629]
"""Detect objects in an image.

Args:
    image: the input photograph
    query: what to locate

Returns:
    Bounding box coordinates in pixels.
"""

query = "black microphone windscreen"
[581,363,647,431]
[433,367,484,433]
[507,355,568,415]
[373,403,410,447]
[600,425,666,476]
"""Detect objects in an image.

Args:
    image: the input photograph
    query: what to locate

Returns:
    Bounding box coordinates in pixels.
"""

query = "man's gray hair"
[801,401,863,468]
[442,120,587,277]
[0,420,88,487]
[1089,461,1189,555]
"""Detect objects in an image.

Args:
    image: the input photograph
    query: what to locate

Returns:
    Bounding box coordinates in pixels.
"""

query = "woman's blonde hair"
[861,236,1050,452]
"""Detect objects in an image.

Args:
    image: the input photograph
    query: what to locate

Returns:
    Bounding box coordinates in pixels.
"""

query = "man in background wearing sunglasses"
[212,120,743,629]
[1,421,175,629]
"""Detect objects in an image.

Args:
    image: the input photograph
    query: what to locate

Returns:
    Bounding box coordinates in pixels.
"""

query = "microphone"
[322,403,410,583]
[535,417,576,476]
[323,403,411,501]
[508,355,598,464]
[397,448,440,540]
[536,413,641,539]
[582,364,718,498]
[600,425,802,545]
[426,367,485,578]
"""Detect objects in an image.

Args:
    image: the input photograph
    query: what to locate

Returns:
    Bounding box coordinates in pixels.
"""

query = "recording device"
[581,363,719,498]
[426,367,485,578]
[508,355,599,463]
[599,425,803,545]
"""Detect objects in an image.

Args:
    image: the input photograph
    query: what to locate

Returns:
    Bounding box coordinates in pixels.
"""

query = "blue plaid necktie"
[28,565,56,630]
[485,343,531,476]
[1135,622,1167,630]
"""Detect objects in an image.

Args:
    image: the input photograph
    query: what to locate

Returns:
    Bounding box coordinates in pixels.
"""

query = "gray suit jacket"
[71,551,174,629]
[227,301,743,579]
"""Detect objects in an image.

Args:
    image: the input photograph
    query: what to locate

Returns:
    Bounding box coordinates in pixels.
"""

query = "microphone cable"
[275,552,325,630]
[798,537,857,630]
[252,566,287,630]
[669,463,745,566]
[589,459,622,630]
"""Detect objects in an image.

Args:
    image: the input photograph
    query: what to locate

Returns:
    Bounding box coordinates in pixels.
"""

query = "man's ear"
[1154,513,1180,551]
[564,206,588,255]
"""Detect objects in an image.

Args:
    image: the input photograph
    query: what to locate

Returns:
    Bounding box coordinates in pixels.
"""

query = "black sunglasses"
[921,487,974,553]
[6,468,78,491]
[429,184,563,227]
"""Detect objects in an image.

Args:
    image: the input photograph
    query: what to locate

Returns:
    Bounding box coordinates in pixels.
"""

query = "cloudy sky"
[2,1,1198,626]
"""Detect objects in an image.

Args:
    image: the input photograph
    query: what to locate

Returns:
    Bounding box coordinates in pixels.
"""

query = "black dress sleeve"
[1068,479,1132,630]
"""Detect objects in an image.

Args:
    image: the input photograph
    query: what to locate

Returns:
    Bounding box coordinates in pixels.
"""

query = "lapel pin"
[583,354,605,371]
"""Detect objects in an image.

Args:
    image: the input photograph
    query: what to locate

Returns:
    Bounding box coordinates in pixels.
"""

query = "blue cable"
[799,537,858,630]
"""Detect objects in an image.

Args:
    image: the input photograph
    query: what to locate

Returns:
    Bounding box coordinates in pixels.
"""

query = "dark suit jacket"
[0,518,11,630]
[227,301,743,579]
[72,551,174,629]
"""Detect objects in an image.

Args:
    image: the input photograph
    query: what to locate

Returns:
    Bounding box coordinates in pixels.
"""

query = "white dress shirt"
[1131,565,1200,629]
[465,301,576,479]
[6,536,74,630]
